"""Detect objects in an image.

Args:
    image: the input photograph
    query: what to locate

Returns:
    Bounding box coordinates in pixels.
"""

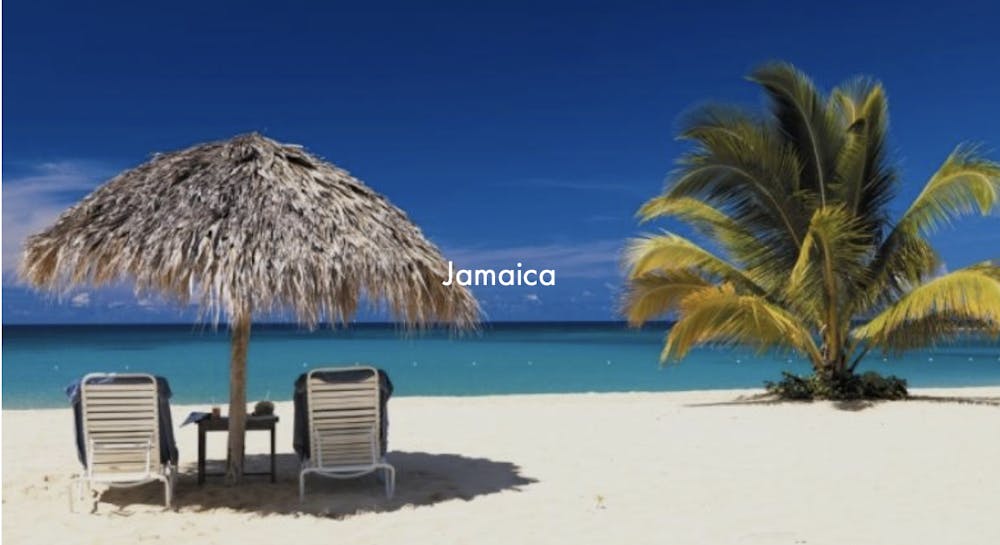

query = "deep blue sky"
[3,0,999,323]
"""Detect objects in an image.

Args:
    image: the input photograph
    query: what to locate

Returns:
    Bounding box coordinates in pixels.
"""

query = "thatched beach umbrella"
[20,133,479,482]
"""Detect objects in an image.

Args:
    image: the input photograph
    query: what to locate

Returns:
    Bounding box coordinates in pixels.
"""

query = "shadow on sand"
[96,451,537,517]
[684,392,1000,412]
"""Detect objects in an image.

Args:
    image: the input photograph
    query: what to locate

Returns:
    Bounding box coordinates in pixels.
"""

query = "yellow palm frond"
[625,233,762,294]
[829,78,886,129]
[637,194,763,256]
[622,271,712,326]
[855,315,996,353]
[853,263,1000,348]
[662,284,821,364]
[787,206,872,325]
[900,147,1000,234]
[638,195,733,225]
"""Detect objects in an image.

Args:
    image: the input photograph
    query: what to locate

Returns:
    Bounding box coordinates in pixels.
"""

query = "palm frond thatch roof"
[19,133,479,328]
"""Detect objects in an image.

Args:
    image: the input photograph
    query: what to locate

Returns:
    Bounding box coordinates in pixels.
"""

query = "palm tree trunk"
[226,316,250,484]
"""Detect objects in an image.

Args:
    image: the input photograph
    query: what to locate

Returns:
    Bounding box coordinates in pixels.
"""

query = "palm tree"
[624,62,1000,394]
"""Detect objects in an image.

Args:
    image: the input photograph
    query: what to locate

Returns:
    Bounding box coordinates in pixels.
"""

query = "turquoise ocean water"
[3,322,999,409]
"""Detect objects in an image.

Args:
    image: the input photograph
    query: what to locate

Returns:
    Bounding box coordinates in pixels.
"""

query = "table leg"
[198,423,206,485]
[270,425,276,483]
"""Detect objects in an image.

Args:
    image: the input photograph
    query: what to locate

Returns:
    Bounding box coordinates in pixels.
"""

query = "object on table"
[253,400,274,416]
[181,411,212,427]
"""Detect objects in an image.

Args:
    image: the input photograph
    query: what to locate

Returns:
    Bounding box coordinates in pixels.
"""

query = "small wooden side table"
[197,415,279,484]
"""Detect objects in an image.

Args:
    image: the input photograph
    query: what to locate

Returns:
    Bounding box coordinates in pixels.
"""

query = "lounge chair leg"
[72,479,92,513]
[384,466,395,499]
[167,466,176,508]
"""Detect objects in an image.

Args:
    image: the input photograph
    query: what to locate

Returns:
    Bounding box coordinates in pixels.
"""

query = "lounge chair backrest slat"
[306,367,381,467]
[80,374,159,477]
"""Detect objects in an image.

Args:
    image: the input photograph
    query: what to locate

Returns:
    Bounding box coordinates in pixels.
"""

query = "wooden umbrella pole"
[226,315,251,484]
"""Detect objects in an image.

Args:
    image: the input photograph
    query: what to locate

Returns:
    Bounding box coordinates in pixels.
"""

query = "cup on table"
[211,406,221,419]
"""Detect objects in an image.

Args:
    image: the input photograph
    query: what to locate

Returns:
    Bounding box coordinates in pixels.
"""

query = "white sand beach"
[3,388,1000,545]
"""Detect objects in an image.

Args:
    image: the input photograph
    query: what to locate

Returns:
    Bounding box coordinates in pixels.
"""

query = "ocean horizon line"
[2,320,675,329]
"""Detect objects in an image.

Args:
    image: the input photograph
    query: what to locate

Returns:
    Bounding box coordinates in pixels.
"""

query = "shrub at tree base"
[765,371,908,400]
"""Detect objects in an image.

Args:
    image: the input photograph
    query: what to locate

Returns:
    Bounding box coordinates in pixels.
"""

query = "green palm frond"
[625,233,763,294]
[900,146,1000,234]
[830,80,895,232]
[622,271,712,326]
[859,147,999,307]
[750,62,843,205]
[677,104,761,143]
[662,284,821,364]
[856,226,940,311]
[660,107,811,281]
[669,105,807,247]
[853,88,895,238]
[853,263,1000,349]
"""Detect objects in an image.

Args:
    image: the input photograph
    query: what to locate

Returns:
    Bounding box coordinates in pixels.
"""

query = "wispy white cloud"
[2,161,111,279]
[442,239,625,279]
[70,292,91,307]
[586,214,624,223]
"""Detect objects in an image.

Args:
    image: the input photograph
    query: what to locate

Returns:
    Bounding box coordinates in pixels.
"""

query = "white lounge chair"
[299,366,395,501]
[70,373,177,510]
